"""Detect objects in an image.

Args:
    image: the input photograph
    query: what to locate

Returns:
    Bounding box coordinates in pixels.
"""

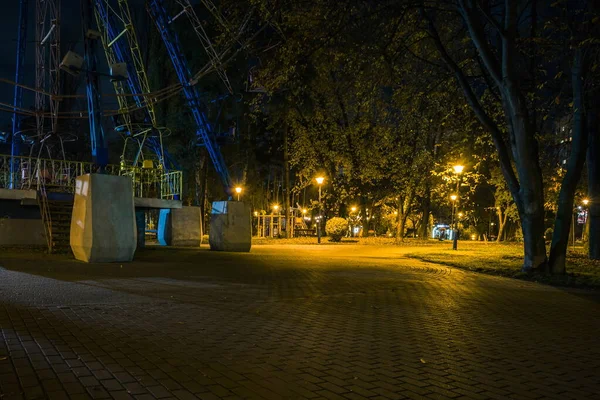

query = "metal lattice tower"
[10,0,29,188]
[94,0,166,169]
[148,0,232,193]
[35,0,61,155]
[94,2,133,138]
[174,0,232,94]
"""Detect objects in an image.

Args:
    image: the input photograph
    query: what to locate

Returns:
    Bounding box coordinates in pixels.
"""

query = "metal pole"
[10,0,28,189]
[450,202,455,241]
[317,185,322,243]
[572,210,575,250]
[453,179,460,250]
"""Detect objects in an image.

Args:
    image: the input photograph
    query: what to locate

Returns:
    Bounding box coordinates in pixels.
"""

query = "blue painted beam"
[84,3,108,169]
[10,0,28,188]
[147,0,232,195]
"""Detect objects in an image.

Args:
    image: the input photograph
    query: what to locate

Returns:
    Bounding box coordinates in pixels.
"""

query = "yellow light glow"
[394,211,398,215]
[253,211,258,216]
[458,212,463,218]
[583,198,589,206]
[315,176,325,185]
[453,165,464,174]
[302,209,307,214]
[273,204,279,211]
[351,206,357,212]
[235,187,242,194]
[450,194,457,201]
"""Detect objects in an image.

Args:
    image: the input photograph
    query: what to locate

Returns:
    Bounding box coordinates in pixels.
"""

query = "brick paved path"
[1,245,599,400]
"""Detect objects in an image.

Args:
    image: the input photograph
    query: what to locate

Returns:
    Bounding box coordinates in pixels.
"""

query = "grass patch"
[251,236,438,246]
[405,241,600,288]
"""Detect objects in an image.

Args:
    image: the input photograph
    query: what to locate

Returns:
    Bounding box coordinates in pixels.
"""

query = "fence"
[0,154,182,199]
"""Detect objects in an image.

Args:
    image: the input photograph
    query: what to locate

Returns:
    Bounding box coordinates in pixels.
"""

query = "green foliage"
[462,225,480,241]
[326,217,348,242]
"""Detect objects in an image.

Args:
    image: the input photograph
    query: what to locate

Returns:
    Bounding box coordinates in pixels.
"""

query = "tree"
[419,0,598,273]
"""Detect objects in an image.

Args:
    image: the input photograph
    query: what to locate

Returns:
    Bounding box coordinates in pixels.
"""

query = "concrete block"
[171,206,202,246]
[0,200,46,247]
[0,218,46,246]
[70,174,137,262]
[156,206,203,247]
[209,201,251,252]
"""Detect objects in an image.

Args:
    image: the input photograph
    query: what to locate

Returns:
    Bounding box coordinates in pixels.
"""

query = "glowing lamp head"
[315,176,325,185]
[458,212,463,218]
[273,204,279,211]
[253,211,258,216]
[235,187,242,194]
[302,209,307,214]
[351,206,357,212]
[453,165,464,174]
[450,194,457,201]
[583,199,589,206]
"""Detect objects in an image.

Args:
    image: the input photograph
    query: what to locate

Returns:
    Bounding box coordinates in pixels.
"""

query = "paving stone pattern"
[1,245,599,400]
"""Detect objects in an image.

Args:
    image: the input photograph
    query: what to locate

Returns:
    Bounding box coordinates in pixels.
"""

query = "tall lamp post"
[583,199,590,242]
[452,165,464,250]
[315,176,325,243]
[450,194,457,241]
[350,206,357,237]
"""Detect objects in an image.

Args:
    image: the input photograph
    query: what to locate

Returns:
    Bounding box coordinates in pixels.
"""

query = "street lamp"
[273,204,280,214]
[349,206,358,237]
[235,186,242,201]
[450,194,457,241]
[452,165,464,250]
[582,198,590,242]
[315,176,325,243]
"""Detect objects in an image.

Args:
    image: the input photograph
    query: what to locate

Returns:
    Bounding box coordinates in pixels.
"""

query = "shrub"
[326,217,348,242]
[462,225,480,240]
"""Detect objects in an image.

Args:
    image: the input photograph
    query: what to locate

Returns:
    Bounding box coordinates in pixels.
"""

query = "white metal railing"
[161,171,182,200]
[0,154,182,199]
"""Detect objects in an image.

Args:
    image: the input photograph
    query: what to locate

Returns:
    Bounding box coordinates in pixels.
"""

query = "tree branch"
[475,1,506,36]
[421,6,520,196]
[457,0,503,87]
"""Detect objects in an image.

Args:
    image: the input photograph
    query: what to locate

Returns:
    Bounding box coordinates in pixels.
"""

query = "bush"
[462,225,480,241]
[326,217,348,242]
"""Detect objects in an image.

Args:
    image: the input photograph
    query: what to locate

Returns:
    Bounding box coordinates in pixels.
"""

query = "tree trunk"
[396,197,404,241]
[549,49,588,273]
[418,181,431,240]
[283,126,291,238]
[361,199,369,237]
[496,208,506,242]
[510,121,548,272]
[519,209,547,271]
[588,82,600,259]
[201,155,209,237]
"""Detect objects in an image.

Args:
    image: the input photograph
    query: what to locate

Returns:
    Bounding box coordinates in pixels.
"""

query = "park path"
[1,244,599,399]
